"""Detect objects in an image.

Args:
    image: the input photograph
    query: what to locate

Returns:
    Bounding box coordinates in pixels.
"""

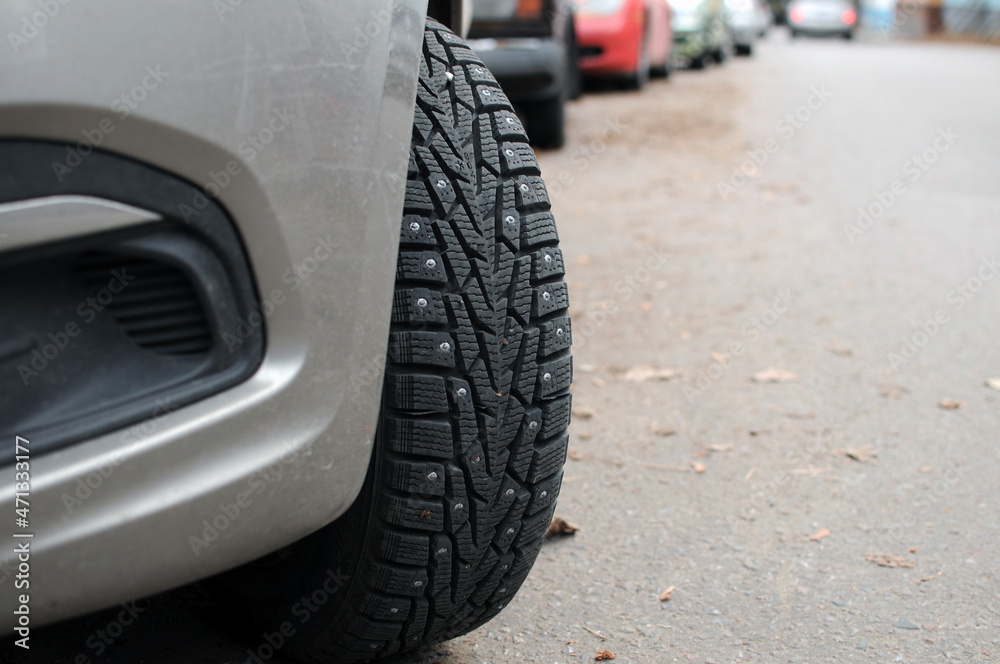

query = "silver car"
[787,0,858,37]
[0,1,573,662]
[725,0,772,55]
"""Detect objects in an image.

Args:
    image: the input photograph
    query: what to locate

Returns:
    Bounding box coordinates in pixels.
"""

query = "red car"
[574,0,673,89]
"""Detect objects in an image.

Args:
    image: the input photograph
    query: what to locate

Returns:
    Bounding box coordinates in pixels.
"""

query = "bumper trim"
[0,196,160,254]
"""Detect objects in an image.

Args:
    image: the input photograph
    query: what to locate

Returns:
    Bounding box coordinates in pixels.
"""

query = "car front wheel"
[210,17,572,664]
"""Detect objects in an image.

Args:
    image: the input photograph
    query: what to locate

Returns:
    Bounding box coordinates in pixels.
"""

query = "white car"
[725,0,773,55]
[788,0,858,38]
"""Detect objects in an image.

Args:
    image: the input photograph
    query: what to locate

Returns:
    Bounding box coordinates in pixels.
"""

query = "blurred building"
[864,0,1000,37]
[942,0,1000,36]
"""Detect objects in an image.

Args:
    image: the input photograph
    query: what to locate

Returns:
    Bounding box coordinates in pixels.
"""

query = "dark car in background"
[468,0,581,148]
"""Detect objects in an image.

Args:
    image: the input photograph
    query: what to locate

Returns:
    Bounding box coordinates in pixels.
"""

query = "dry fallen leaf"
[622,365,682,382]
[809,528,831,541]
[573,407,596,420]
[659,586,675,601]
[691,461,707,474]
[711,351,731,365]
[595,650,616,661]
[752,368,799,383]
[695,443,734,457]
[547,517,580,538]
[865,553,915,568]
[640,301,653,312]
[653,428,676,437]
[844,447,878,463]
[987,378,1000,391]
[829,340,853,356]
[568,448,584,461]
[879,383,910,399]
[938,399,965,410]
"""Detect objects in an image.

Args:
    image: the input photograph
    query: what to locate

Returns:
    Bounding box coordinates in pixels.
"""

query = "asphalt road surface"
[15,28,1000,664]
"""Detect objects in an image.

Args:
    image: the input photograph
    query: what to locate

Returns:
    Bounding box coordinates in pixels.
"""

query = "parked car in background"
[787,0,857,37]
[668,0,731,69]
[768,0,789,23]
[725,0,772,55]
[468,0,581,148]
[0,2,574,662]
[573,0,674,89]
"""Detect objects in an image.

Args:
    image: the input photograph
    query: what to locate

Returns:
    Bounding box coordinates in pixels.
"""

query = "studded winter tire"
[212,18,572,664]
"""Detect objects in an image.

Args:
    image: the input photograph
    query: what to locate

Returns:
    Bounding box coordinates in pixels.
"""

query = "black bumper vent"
[76,253,212,356]
[0,140,265,464]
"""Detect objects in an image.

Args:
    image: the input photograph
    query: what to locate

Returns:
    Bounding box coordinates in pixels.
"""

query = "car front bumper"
[467,38,568,103]
[576,16,643,76]
[0,0,427,633]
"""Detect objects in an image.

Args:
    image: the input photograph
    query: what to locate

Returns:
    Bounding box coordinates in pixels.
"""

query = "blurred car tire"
[209,18,572,663]
[522,93,567,149]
